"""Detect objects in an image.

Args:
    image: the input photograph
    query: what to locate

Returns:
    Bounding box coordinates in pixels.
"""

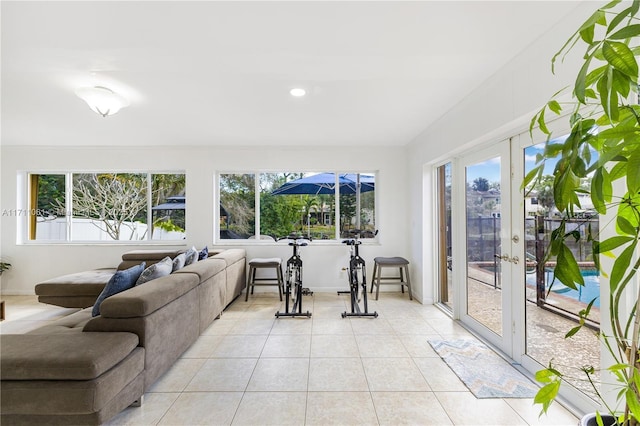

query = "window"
[218,172,376,240]
[27,172,186,242]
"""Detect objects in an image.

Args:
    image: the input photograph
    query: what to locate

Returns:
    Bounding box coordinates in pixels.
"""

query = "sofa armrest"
[211,249,246,265]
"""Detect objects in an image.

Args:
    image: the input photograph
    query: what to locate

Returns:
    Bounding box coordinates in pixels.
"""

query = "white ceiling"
[1,1,582,147]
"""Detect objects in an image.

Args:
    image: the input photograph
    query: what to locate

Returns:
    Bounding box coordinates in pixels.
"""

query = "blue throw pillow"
[198,246,209,260]
[92,262,145,317]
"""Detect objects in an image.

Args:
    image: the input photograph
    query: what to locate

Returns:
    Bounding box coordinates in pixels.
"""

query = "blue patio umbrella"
[271,173,374,230]
[271,173,375,195]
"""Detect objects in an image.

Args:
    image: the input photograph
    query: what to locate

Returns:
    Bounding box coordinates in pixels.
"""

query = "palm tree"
[301,195,318,237]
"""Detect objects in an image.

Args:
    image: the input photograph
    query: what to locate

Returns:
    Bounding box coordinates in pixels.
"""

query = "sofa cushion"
[35,268,117,297]
[176,257,226,282]
[92,263,145,317]
[0,348,144,418]
[0,332,139,380]
[136,256,172,285]
[172,252,187,272]
[27,309,92,335]
[90,272,200,318]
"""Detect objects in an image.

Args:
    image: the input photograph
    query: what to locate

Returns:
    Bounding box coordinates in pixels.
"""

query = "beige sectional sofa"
[0,248,246,425]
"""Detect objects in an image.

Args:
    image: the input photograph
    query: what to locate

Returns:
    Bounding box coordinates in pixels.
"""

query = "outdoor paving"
[466,270,600,400]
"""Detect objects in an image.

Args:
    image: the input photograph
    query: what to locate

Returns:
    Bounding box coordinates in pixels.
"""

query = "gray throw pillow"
[92,262,145,317]
[184,246,198,266]
[172,253,187,272]
[136,256,173,285]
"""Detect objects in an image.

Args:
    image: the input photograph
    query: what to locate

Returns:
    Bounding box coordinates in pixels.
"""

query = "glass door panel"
[465,157,504,336]
[459,140,513,354]
[520,137,601,402]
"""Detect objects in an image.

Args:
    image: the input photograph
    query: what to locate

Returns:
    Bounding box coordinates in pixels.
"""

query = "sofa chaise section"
[34,268,118,308]
[0,332,144,425]
[2,250,246,425]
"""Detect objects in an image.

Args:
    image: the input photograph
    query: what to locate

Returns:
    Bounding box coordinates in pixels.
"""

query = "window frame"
[19,170,187,245]
[215,170,379,244]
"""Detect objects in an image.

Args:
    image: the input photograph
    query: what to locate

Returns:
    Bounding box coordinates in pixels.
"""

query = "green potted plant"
[0,260,10,275]
[525,1,640,425]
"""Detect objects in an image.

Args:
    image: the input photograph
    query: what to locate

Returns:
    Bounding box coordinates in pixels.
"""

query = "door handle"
[494,254,519,264]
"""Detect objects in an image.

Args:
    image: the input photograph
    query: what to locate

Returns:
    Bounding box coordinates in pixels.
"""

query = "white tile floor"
[0,293,580,425]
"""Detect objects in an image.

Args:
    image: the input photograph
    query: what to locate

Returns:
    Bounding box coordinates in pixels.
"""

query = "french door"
[456,140,524,357]
[447,130,599,413]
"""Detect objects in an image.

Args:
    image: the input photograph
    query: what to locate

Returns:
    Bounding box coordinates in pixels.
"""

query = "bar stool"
[246,258,284,301]
[370,257,412,300]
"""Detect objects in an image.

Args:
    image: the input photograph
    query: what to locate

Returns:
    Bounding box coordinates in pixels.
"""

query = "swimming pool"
[526,269,600,308]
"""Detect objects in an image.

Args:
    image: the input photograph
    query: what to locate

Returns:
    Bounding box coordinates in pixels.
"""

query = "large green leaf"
[609,161,627,181]
[580,24,595,44]
[603,41,638,78]
[611,68,631,98]
[627,148,640,193]
[591,168,606,214]
[618,192,640,230]
[597,124,638,139]
[555,244,585,290]
[575,55,595,103]
[554,167,580,211]
[522,165,543,191]
[596,236,634,253]
[548,100,562,115]
[610,240,637,291]
[534,382,561,414]
[607,5,633,34]
[609,24,640,39]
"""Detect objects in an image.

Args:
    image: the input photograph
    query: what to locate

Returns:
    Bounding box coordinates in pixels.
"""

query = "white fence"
[35,218,185,241]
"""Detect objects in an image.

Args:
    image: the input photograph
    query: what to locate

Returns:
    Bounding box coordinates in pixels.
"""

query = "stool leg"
[375,264,381,301]
[399,267,405,294]
[245,266,253,301]
[404,265,413,300]
[250,267,257,295]
[370,263,377,294]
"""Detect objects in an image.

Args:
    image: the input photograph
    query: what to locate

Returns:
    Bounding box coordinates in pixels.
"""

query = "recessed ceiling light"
[290,88,306,97]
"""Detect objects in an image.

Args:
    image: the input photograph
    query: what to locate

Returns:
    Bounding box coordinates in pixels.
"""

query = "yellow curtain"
[29,174,39,240]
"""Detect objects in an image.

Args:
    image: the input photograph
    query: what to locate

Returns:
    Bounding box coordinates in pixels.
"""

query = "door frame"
[455,139,518,357]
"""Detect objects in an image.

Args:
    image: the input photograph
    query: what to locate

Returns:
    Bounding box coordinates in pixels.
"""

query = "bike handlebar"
[342,229,378,244]
[277,234,312,246]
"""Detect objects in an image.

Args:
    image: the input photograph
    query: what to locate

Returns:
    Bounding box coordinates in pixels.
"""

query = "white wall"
[0,145,413,298]
[406,2,594,305]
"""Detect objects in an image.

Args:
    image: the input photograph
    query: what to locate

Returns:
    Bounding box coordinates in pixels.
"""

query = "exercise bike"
[339,230,378,318]
[276,234,312,318]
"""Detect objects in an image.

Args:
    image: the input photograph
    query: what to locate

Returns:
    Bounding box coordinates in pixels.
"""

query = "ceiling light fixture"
[290,88,306,97]
[75,86,129,117]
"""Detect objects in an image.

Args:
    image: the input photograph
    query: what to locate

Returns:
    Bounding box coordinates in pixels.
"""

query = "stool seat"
[246,258,284,301]
[373,256,409,266]
[249,258,282,267]
[371,257,412,300]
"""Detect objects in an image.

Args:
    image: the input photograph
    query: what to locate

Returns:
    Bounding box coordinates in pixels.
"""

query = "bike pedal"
[301,288,314,296]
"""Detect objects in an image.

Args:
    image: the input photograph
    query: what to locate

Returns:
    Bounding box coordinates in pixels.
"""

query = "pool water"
[526,269,600,308]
